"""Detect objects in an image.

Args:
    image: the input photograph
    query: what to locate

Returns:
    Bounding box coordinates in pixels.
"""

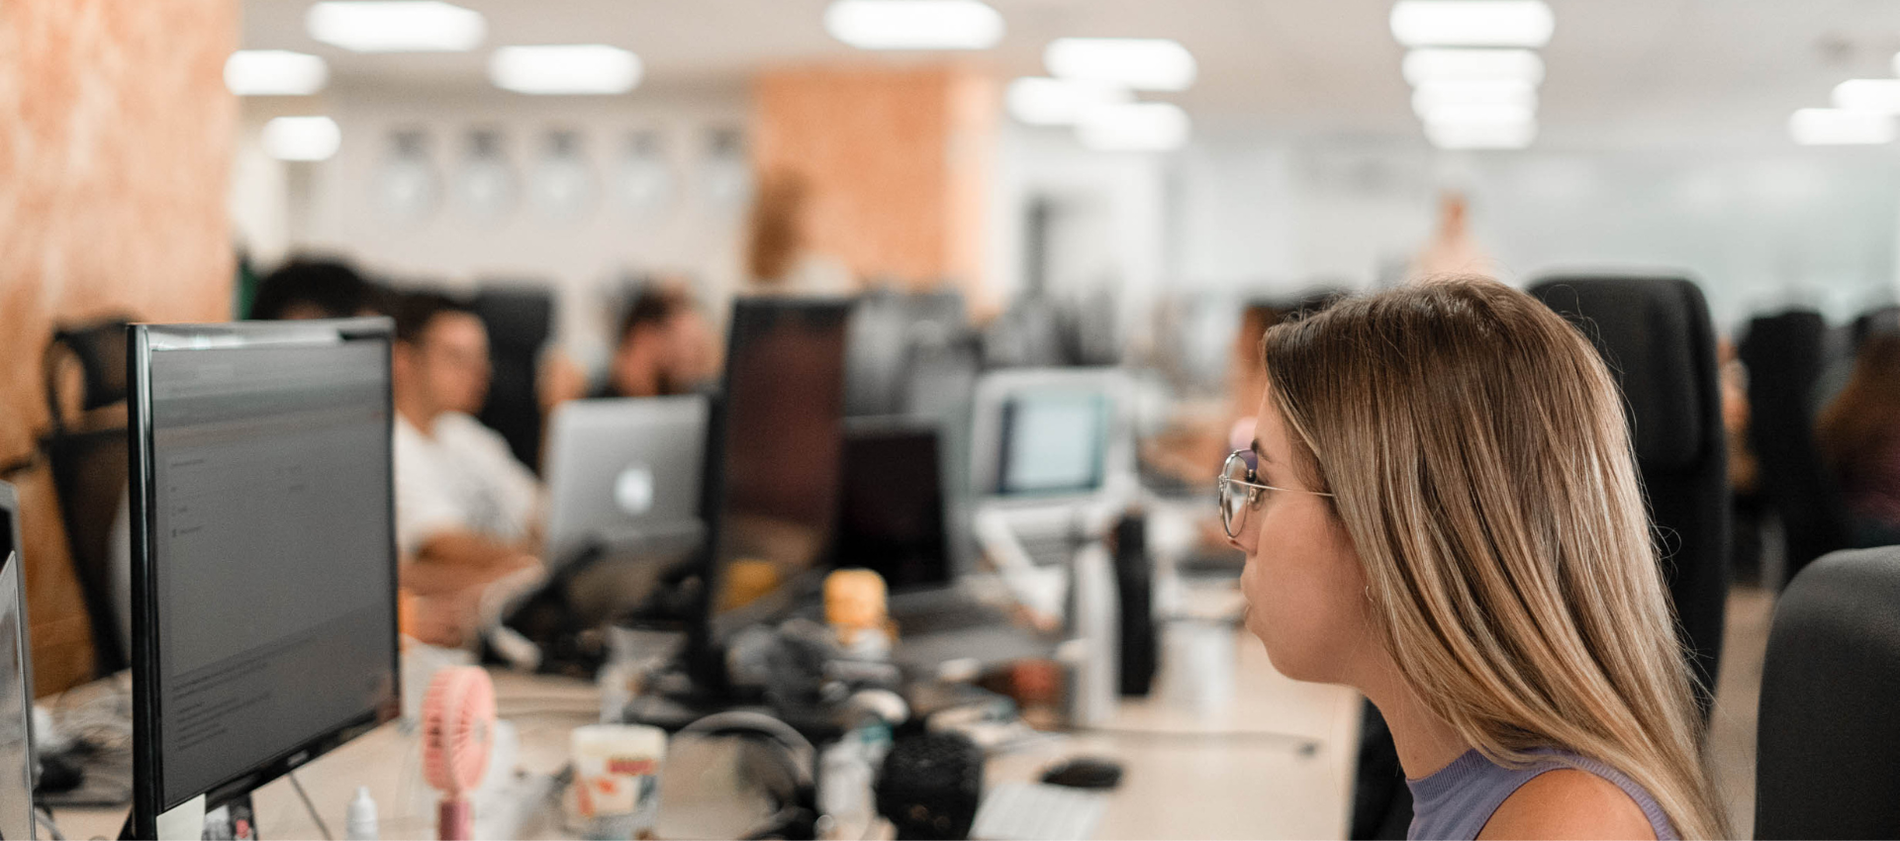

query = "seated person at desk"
[1223,278,1724,839]
[390,291,545,647]
[1817,332,1900,546]
[248,257,385,320]
[596,285,716,399]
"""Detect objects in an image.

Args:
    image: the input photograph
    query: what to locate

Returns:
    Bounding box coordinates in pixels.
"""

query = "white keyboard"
[971,783,1111,841]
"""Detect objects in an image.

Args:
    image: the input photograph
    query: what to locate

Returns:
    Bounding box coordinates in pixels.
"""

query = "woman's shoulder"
[1477,768,1656,841]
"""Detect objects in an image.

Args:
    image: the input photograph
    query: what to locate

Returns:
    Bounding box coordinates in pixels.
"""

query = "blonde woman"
[1219,278,1727,839]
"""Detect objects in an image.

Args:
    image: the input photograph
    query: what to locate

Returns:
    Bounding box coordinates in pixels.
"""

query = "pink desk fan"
[421,666,497,841]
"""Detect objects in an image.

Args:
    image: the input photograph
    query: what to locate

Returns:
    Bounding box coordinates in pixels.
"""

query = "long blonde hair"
[1262,277,1728,839]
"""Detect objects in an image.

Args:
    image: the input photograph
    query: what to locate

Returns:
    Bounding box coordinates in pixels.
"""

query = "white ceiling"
[240,0,1900,149]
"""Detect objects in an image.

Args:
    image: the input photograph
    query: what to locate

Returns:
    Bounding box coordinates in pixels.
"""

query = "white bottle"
[346,787,378,841]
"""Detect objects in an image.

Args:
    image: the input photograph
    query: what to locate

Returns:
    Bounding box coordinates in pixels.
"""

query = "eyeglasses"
[1217,449,1334,539]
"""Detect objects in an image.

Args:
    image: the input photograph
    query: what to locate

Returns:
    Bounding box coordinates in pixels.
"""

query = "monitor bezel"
[127,318,401,839]
[1,481,37,840]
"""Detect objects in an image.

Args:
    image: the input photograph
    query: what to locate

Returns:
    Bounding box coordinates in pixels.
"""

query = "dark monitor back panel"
[713,298,853,619]
[834,422,951,593]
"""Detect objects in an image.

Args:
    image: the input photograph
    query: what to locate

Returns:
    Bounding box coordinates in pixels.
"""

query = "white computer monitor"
[1,481,36,841]
[968,368,1135,505]
[542,395,708,569]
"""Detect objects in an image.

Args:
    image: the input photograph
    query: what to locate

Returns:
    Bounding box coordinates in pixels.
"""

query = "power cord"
[34,805,67,841]
[288,770,335,841]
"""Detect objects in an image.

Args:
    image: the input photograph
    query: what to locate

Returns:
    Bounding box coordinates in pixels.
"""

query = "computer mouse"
[1040,756,1123,790]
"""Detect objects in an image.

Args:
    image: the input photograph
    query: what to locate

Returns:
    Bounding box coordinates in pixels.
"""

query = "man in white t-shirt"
[390,292,544,647]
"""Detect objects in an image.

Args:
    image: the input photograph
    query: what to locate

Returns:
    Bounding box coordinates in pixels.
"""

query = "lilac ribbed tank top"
[1405,749,1677,840]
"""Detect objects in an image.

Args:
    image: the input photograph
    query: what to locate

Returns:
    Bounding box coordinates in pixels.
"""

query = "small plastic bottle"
[346,787,379,841]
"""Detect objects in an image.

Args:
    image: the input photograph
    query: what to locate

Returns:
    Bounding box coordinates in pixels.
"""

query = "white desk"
[50,623,1358,841]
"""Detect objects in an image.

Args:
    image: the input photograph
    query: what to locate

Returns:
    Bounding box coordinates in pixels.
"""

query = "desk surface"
[51,624,1358,841]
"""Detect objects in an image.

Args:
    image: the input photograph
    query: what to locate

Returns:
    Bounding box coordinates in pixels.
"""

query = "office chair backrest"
[1738,310,1850,580]
[1529,276,1728,716]
[1755,546,1900,839]
[472,285,553,474]
[42,318,136,675]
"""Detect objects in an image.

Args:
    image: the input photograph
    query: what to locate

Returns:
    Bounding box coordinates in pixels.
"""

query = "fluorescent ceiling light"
[489,45,643,95]
[1390,1,1554,48]
[1833,79,1900,114]
[1412,79,1536,118]
[306,1,485,52]
[1403,48,1543,85]
[224,50,329,96]
[1045,38,1197,92]
[1418,103,1536,125]
[1789,108,1895,145]
[1006,77,1131,126]
[1076,102,1190,152]
[1424,118,1536,149]
[262,116,342,161]
[823,0,1004,50]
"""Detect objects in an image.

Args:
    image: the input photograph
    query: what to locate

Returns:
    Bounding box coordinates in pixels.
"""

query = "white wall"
[235,87,752,368]
[1168,130,1900,332]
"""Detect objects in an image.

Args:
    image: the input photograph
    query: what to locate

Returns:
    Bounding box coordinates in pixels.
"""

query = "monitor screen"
[711,298,851,622]
[998,392,1107,496]
[1,482,34,840]
[129,321,398,824]
[834,423,949,593]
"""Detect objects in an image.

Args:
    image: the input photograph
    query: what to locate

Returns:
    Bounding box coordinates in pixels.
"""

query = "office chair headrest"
[472,286,553,351]
[1529,276,1710,470]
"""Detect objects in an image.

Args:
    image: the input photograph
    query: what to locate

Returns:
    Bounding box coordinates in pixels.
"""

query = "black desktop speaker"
[876,731,984,841]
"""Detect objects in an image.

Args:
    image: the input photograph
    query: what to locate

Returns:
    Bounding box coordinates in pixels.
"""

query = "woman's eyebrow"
[1249,440,1270,462]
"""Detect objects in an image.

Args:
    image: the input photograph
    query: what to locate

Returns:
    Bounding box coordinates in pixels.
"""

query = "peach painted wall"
[753,64,998,306]
[0,0,237,693]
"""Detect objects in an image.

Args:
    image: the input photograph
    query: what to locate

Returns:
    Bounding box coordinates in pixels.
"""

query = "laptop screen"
[997,392,1108,497]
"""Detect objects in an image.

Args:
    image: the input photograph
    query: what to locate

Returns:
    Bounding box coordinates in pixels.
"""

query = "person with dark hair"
[597,285,716,399]
[389,290,544,648]
[249,258,379,320]
[1817,331,1900,545]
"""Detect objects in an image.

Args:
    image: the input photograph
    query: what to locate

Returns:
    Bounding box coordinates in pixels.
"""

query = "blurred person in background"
[248,257,386,320]
[744,169,853,295]
[595,284,718,399]
[1410,193,1496,281]
[1816,331,1900,546]
[389,290,546,648]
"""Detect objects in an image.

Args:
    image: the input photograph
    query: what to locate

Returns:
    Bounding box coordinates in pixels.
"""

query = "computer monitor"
[542,395,708,569]
[127,319,399,839]
[705,297,853,636]
[998,392,1108,497]
[1,482,36,840]
[968,368,1132,503]
[834,421,950,593]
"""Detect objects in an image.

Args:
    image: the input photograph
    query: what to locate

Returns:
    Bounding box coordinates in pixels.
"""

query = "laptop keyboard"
[892,597,1008,637]
[1018,533,1075,567]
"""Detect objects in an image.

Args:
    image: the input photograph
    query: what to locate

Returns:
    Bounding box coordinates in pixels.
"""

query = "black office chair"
[472,285,553,474]
[1755,546,1900,839]
[1529,275,1729,717]
[1737,310,1851,582]
[42,318,135,676]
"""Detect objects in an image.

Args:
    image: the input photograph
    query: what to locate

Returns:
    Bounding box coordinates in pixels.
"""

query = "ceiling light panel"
[824,0,1005,50]
[224,50,329,96]
[1045,38,1197,92]
[1391,1,1554,48]
[489,45,643,95]
[306,1,485,53]
[263,116,342,161]
[1402,48,1544,85]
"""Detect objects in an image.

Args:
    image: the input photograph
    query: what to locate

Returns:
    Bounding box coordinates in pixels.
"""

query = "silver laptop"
[543,396,708,570]
[1,481,37,840]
